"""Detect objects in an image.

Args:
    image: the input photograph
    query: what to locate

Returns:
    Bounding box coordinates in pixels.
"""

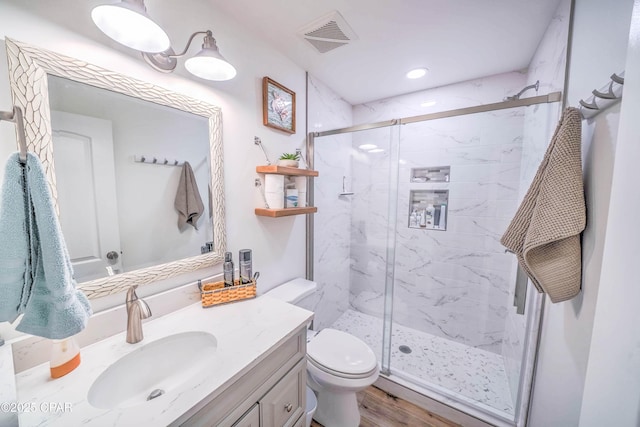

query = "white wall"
[528,0,634,425]
[0,0,308,338]
[578,1,640,425]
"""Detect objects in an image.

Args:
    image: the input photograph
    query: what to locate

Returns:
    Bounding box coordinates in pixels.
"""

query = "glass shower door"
[386,108,528,420]
[314,125,399,366]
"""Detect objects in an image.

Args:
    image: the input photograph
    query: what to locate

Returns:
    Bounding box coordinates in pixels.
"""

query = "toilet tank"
[264,278,317,305]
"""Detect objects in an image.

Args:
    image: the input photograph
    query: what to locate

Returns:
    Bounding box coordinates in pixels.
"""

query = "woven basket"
[200,279,257,308]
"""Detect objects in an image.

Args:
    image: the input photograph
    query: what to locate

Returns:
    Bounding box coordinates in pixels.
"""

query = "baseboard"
[374,375,500,427]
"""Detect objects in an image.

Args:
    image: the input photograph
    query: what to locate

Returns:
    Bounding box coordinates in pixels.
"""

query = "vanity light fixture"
[143,31,237,81]
[421,100,437,107]
[406,68,428,79]
[92,0,236,81]
[91,0,170,53]
[358,144,377,150]
[369,148,385,153]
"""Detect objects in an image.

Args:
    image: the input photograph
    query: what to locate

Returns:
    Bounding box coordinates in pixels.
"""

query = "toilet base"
[311,388,360,427]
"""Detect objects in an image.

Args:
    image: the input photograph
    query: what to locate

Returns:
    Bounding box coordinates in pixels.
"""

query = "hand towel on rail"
[0,153,92,338]
[500,107,585,303]
[174,161,204,230]
[0,153,33,323]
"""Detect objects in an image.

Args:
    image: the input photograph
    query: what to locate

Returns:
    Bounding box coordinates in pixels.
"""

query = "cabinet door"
[233,403,260,427]
[260,359,305,427]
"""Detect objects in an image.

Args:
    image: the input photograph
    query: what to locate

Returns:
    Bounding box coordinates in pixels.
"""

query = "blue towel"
[0,153,92,339]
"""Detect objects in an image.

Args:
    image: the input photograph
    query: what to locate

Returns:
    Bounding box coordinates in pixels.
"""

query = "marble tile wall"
[351,73,527,354]
[307,75,354,330]
[502,0,571,407]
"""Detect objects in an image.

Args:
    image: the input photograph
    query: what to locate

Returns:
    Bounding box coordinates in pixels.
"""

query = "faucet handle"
[138,298,152,320]
[126,285,139,304]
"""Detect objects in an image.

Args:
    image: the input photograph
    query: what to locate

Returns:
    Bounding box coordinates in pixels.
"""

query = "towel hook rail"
[134,154,184,167]
[0,106,28,163]
[577,71,625,119]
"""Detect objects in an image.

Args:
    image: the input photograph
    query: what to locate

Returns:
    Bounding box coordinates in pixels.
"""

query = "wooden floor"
[310,385,460,427]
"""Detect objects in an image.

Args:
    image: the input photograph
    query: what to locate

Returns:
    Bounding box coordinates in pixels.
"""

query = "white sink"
[88,331,217,409]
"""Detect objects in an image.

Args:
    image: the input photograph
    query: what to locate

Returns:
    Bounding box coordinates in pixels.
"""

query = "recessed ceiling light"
[359,144,377,150]
[369,148,385,153]
[406,68,428,79]
[421,100,436,107]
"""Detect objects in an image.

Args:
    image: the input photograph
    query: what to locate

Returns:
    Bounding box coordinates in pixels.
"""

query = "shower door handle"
[513,265,528,315]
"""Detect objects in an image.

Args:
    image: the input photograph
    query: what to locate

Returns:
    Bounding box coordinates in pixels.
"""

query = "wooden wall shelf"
[255,207,318,217]
[256,166,319,177]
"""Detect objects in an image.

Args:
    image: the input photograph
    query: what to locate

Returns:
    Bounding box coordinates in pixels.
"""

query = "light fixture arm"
[141,26,235,80]
[167,30,214,58]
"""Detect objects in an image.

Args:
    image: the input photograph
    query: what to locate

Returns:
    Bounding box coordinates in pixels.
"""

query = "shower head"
[505,80,540,101]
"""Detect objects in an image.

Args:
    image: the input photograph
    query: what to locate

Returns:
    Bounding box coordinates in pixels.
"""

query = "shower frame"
[305,90,562,426]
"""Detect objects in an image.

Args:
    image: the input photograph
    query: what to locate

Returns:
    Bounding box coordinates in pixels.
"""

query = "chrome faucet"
[126,285,152,344]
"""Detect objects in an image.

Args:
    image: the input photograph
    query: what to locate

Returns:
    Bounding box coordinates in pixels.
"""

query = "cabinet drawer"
[260,359,306,427]
[233,404,259,427]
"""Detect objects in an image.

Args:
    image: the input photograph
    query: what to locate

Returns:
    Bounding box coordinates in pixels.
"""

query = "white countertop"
[12,296,312,426]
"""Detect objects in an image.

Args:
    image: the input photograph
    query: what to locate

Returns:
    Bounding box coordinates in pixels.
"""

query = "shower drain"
[399,345,412,354]
[147,388,165,401]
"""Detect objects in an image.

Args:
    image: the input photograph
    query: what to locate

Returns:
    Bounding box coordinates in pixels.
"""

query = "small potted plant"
[278,152,300,167]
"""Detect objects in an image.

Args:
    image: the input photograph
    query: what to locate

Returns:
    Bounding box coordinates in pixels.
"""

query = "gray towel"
[0,153,92,338]
[501,107,585,303]
[174,161,204,230]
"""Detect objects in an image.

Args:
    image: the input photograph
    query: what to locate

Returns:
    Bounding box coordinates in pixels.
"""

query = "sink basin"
[88,331,217,409]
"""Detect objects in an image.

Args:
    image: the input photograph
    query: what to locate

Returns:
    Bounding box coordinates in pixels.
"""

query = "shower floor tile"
[331,309,514,416]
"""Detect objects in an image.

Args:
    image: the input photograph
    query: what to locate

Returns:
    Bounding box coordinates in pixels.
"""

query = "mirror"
[49,76,213,281]
[5,38,226,299]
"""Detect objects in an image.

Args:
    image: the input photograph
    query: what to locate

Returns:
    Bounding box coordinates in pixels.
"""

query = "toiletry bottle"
[50,337,81,379]
[409,209,418,228]
[419,209,427,227]
[426,204,435,226]
[223,252,235,287]
[239,249,253,284]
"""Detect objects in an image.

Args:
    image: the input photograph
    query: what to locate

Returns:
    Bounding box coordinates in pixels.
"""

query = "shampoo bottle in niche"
[223,252,235,287]
[425,204,435,226]
[239,249,253,284]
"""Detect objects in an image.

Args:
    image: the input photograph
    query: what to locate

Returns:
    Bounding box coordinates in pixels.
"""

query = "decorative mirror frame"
[5,38,227,299]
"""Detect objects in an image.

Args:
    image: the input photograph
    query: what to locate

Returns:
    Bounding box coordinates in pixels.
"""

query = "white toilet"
[265,278,380,427]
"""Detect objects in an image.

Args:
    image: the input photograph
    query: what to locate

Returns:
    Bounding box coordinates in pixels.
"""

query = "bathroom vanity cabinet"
[12,296,312,427]
[255,166,318,217]
[179,328,307,427]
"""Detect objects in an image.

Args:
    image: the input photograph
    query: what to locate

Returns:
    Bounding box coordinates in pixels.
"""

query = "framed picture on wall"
[262,77,296,134]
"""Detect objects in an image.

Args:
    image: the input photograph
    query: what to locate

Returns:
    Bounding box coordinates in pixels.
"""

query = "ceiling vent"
[298,11,358,54]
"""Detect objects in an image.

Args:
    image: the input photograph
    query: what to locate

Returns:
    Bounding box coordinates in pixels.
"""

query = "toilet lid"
[307,329,377,376]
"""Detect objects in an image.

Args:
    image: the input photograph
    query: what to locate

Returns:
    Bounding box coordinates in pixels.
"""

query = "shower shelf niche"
[255,165,319,217]
[408,189,448,231]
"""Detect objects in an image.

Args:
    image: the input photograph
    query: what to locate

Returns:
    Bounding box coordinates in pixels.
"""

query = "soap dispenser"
[50,336,81,379]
